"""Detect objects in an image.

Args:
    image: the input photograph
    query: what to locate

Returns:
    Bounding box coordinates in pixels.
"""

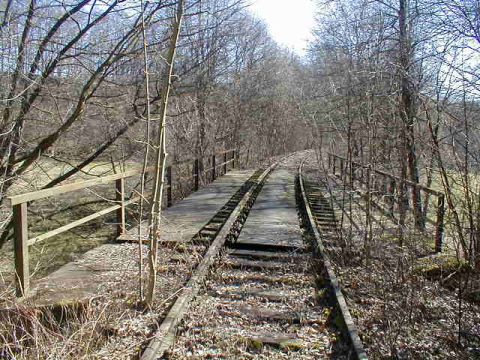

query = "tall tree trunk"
[137,0,151,302]
[145,0,185,307]
[398,0,424,230]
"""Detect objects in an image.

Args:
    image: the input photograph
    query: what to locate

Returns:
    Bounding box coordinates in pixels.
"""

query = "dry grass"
[303,159,480,359]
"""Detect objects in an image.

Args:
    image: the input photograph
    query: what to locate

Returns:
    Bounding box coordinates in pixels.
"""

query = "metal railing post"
[116,178,126,237]
[13,203,29,297]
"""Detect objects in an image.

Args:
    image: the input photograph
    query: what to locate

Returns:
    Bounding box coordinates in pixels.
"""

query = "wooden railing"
[328,153,445,253]
[8,149,236,296]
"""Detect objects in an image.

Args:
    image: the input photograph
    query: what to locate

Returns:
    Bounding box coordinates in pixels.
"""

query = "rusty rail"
[327,153,445,253]
[8,149,236,297]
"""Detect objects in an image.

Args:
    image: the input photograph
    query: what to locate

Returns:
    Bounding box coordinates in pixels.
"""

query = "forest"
[1,0,480,359]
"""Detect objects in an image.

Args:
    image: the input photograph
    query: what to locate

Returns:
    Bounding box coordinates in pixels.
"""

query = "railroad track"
[141,158,367,359]
[299,161,367,360]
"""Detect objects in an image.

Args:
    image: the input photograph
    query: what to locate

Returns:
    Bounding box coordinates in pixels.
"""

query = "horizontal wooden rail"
[328,153,443,196]
[8,150,237,207]
[8,168,149,206]
[28,196,140,246]
[328,152,445,254]
[10,148,237,296]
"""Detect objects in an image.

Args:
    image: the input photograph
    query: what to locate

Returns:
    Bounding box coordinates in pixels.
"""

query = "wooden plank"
[8,167,150,206]
[211,154,216,181]
[8,150,237,206]
[228,249,304,261]
[235,169,304,249]
[141,165,275,360]
[28,197,140,246]
[116,178,126,237]
[194,158,199,191]
[13,203,29,297]
[246,332,300,348]
[223,152,227,174]
[225,258,290,271]
[329,153,442,196]
[435,194,445,253]
[166,166,173,207]
[234,305,300,323]
[299,162,368,360]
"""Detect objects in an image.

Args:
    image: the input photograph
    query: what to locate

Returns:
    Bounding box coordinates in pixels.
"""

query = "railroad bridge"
[5,150,446,359]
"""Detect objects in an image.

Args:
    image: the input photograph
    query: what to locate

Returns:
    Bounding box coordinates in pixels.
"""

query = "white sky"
[249,0,316,56]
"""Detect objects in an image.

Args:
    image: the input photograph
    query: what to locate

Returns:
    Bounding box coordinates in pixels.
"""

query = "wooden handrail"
[8,149,236,206]
[328,152,445,253]
[327,153,443,196]
[10,148,236,296]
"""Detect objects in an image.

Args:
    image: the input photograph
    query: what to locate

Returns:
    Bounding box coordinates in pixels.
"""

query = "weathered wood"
[223,152,227,174]
[228,249,304,261]
[211,154,216,181]
[246,332,300,349]
[231,306,300,323]
[28,196,139,246]
[299,161,368,360]
[8,150,237,206]
[115,178,126,237]
[166,165,173,207]
[210,287,291,302]
[13,203,29,296]
[435,194,445,253]
[8,167,149,206]
[226,257,290,271]
[141,165,275,360]
[9,149,237,297]
[194,158,199,191]
[235,169,305,250]
[27,170,256,308]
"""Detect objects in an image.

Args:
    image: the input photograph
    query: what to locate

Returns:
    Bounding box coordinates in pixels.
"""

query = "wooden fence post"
[115,178,126,237]
[388,179,396,215]
[232,150,236,168]
[212,154,216,181]
[166,166,173,207]
[435,194,445,253]
[13,203,29,297]
[333,156,336,175]
[194,158,199,191]
[223,152,227,174]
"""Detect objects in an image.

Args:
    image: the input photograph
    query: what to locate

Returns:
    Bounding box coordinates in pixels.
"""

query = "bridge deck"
[118,169,255,243]
[234,168,304,250]
[26,169,254,306]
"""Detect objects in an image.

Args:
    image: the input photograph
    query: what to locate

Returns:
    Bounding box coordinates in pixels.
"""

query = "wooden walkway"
[234,168,304,250]
[167,164,346,358]
[5,154,366,359]
[118,169,255,243]
[26,169,254,307]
